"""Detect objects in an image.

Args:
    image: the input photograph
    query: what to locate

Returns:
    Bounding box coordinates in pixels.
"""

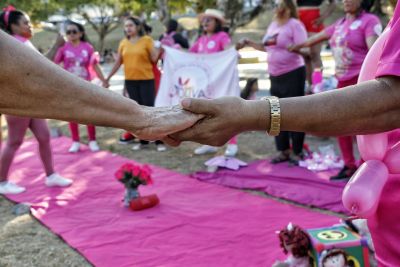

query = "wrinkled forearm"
[279,77,400,135]
[0,30,147,133]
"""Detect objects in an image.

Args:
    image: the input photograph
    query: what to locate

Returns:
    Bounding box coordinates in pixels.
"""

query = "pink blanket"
[5,137,339,267]
[193,160,349,214]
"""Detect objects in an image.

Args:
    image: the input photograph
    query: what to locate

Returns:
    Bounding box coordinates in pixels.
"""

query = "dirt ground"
[0,119,346,267]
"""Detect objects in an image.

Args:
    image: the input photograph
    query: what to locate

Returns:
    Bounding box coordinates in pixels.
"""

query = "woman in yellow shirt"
[106,17,163,151]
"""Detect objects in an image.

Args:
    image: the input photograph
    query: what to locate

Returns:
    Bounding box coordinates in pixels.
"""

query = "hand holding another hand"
[236,38,249,50]
[169,97,269,146]
[133,105,204,143]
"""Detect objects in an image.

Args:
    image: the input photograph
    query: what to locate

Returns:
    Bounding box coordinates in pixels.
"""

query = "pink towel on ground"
[193,159,349,214]
[5,137,339,267]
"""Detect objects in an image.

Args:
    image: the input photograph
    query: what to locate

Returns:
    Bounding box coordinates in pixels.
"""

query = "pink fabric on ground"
[5,137,338,267]
[193,160,348,214]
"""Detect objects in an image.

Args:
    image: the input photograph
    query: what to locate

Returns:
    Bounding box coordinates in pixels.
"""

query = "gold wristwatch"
[261,96,281,136]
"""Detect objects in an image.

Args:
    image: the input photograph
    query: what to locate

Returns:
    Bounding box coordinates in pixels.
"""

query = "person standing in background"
[190,9,239,157]
[297,0,336,89]
[289,0,381,179]
[237,0,308,164]
[159,19,189,49]
[0,9,72,195]
[54,21,109,153]
[106,16,166,152]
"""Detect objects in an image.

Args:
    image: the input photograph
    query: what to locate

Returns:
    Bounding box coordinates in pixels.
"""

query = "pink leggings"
[337,136,357,169]
[337,76,360,169]
[0,116,54,181]
[69,123,96,142]
[228,136,237,145]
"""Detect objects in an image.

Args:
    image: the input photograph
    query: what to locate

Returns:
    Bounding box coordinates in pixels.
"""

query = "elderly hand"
[170,97,269,146]
[133,105,204,142]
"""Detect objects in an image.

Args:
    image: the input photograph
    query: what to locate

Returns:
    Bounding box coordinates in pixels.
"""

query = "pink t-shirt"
[189,31,231,54]
[54,41,97,81]
[370,3,400,266]
[13,34,37,51]
[376,2,400,78]
[264,18,307,76]
[325,12,382,82]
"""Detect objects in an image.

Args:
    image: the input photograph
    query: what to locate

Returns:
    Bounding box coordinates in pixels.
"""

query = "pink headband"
[3,5,16,27]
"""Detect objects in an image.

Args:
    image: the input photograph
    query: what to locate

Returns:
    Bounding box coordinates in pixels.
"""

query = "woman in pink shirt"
[0,9,72,195]
[189,9,239,157]
[54,21,108,153]
[291,0,381,180]
[238,0,308,164]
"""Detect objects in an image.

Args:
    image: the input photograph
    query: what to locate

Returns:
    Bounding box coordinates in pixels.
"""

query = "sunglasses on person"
[202,17,215,23]
[66,29,79,35]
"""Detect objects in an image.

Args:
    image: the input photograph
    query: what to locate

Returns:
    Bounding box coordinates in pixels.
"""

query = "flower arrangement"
[115,163,159,210]
[115,163,153,189]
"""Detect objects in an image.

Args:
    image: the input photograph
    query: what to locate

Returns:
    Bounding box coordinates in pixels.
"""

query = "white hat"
[198,9,226,24]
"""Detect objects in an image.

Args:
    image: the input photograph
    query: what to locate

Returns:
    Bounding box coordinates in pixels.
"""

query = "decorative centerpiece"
[115,163,159,211]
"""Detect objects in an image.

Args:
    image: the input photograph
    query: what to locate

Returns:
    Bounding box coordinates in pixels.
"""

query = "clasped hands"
[134,97,269,147]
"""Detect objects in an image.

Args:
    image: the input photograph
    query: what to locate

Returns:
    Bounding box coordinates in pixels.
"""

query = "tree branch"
[106,22,121,34]
[83,12,99,33]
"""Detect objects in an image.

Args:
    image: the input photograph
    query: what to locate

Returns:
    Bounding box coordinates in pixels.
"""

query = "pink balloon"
[357,133,388,161]
[342,160,388,218]
[356,30,390,160]
[384,141,400,174]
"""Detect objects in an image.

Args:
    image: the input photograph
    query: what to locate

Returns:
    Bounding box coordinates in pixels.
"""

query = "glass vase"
[124,187,139,207]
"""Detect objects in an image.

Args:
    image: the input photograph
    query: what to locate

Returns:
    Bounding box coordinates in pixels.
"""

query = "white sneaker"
[0,181,26,195]
[88,141,100,152]
[156,144,167,152]
[132,144,142,151]
[45,173,73,187]
[224,144,238,157]
[68,142,80,153]
[194,145,218,155]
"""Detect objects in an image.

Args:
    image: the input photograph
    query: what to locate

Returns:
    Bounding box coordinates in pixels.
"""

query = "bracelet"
[261,96,281,136]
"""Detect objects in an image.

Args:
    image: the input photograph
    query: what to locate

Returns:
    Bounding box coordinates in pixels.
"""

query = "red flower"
[115,169,124,180]
[142,164,153,175]
[140,169,153,185]
[115,163,153,187]
[121,163,134,173]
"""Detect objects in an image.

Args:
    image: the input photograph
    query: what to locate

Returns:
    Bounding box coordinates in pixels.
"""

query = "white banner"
[155,46,240,107]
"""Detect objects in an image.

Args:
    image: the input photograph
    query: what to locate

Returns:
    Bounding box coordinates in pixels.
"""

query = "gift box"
[306,225,370,267]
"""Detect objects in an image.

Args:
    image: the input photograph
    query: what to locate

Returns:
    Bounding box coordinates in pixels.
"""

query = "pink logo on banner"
[170,64,210,99]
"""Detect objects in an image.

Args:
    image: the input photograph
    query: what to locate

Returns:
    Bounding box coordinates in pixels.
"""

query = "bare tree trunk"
[157,0,170,24]
[372,0,384,15]
[216,0,243,33]
[83,12,119,54]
